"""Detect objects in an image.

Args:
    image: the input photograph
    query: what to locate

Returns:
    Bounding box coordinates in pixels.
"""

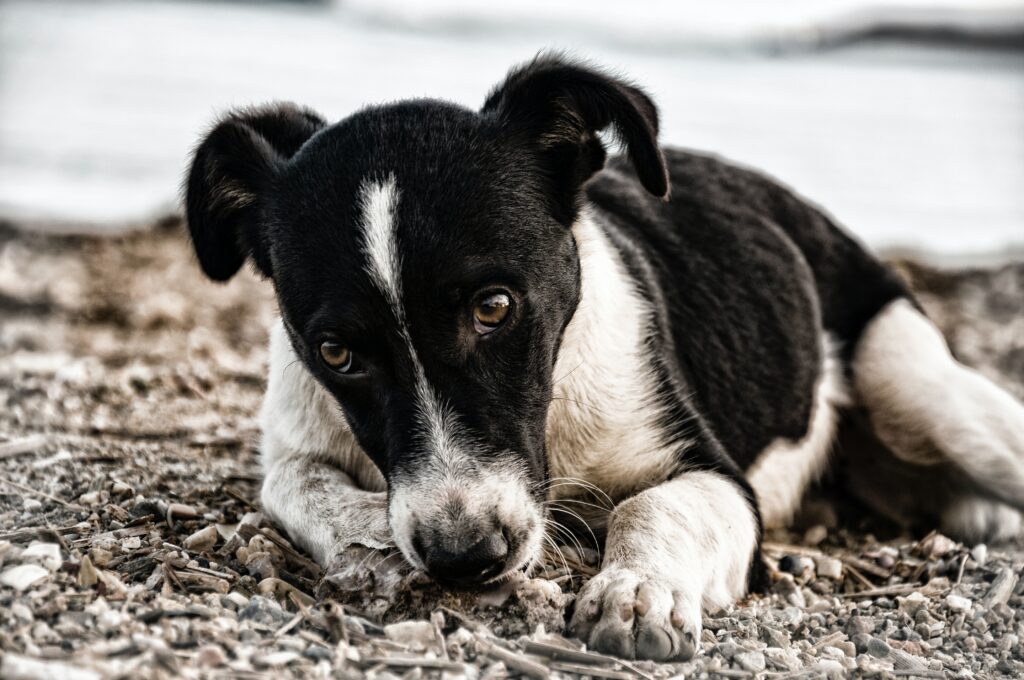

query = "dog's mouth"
[432,564,526,591]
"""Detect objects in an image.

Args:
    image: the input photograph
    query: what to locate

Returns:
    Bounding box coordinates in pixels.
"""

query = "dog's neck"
[545,210,683,506]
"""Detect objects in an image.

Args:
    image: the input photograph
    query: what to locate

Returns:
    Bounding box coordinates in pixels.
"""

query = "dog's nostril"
[423,529,510,585]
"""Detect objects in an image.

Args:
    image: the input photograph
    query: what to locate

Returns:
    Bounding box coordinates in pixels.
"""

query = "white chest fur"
[545,215,688,506]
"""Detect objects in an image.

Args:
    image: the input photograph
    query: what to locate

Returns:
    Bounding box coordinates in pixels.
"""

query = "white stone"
[253,651,301,667]
[945,593,972,612]
[21,542,62,571]
[184,525,219,552]
[384,620,436,651]
[1,654,101,680]
[814,556,843,580]
[816,659,846,678]
[734,651,767,673]
[803,525,828,545]
[120,536,142,551]
[897,591,929,617]
[1,564,50,591]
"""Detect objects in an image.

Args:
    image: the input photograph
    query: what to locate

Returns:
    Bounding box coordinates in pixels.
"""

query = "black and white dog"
[184,55,1024,661]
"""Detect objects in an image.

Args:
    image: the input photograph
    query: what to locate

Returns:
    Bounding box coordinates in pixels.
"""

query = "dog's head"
[184,55,668,586]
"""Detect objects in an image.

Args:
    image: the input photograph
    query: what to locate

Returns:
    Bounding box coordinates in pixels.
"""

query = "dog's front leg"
[257,320,393,567]
[568,470,758,661]
[261,445,392,566]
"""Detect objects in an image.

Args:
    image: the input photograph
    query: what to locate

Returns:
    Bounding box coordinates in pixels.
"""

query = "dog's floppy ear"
[185,103,326,281]
[482,54,669,224]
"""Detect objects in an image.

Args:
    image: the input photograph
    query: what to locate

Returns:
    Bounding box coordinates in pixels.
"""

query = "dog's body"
[185,56,1024,661]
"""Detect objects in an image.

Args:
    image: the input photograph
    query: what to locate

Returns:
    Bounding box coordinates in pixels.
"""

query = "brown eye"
[319,341,354,372]
[473,292,512,334]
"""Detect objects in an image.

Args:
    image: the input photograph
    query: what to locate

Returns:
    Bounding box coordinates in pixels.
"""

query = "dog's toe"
[636,581,701,661]
[570,567,702,661]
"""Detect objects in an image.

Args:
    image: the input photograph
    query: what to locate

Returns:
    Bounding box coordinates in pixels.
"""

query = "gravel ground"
[1,219,1023,679]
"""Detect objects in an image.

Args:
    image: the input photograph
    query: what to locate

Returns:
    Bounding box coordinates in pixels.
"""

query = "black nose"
[416,529,509,585]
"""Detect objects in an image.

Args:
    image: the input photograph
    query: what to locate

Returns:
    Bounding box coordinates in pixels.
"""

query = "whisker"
[541,523,572,583]
[545,518,588,566]
[546,503,601,555]
[552,360,585,386]
[547,496,612,516]
[540,477,615,510]
[548,396,615,418]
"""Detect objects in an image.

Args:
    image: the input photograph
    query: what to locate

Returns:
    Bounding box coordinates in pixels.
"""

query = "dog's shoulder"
[585,151,824,467]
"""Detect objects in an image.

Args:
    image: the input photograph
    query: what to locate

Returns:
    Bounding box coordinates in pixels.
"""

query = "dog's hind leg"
[852,298,1024,514]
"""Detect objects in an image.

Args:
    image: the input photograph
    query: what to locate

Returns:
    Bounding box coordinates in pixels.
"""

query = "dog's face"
[185,55,668,585]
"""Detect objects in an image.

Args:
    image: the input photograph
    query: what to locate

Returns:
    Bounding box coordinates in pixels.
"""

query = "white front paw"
[568,566,701,661]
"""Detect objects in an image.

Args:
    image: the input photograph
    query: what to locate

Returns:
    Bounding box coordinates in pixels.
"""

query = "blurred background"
[1,0,1022,259]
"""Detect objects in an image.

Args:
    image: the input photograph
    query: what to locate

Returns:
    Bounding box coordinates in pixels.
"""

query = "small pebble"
[814,556,843,580]
[920,533,958,559]
[897,592,928,617]
[110,480,133,496]
[733,651,766,672]
[197,645,227,668]
[238,595,291,628]
[815,658,846,678]
[21,543,62,571]
[1,564,50,591]
[385,620,436,651]
[778,555,811,576]
[804,525,828,545]
[10,602,33,624]
[253,651,301,668]
[184,525,219,552]
[78,490,105,506]
[120,536,142,551]
[167,502,199,521]
[866,637,892,658]
[89,547,113,567]
[945,594,972,612]
[835,641,857,658]
[77,554,98,587]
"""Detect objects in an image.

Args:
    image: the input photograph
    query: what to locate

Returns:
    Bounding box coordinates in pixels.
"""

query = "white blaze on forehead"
[358,177,403,309]
[356,176,463,469]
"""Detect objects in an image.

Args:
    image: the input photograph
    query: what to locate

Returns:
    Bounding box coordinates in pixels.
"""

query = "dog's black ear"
[185,103,326,281]
[482,54,669,223]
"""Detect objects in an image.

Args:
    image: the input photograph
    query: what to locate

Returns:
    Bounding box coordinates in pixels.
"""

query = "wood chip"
[0,435,47,460]
[0,476,86,510]
[476,637,550,679]
[359,656,470,672]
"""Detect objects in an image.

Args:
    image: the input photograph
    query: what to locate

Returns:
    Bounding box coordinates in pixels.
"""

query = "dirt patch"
[1,220,1022,678]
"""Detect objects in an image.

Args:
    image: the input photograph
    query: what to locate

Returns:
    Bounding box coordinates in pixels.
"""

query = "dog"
[183,55,1024,661]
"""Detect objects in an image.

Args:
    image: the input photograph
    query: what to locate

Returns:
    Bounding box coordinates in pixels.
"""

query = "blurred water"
[0,0,1022,255]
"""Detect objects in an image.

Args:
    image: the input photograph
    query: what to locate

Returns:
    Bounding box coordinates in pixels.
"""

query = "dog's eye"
[473,292,512,334]
[319,341,354,373]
